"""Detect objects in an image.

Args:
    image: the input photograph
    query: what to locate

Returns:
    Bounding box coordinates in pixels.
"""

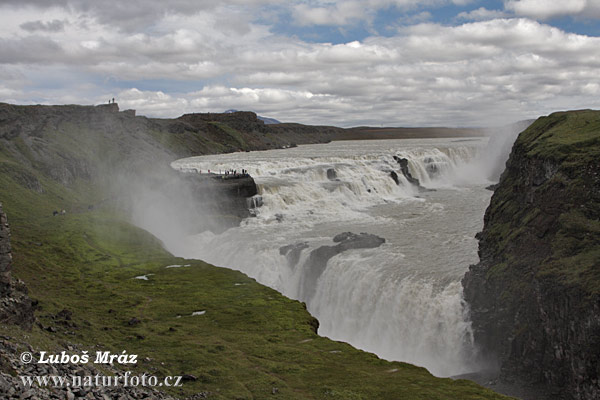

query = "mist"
[480,120,535,182]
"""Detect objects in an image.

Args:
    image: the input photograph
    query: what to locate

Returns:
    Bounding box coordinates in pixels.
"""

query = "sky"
[1,0,599,127]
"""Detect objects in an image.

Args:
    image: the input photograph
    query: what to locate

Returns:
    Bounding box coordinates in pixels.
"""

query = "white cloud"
[0,1,600,127]
[457,7,507,21]
[505,0,600,20]
[291,0,476,26]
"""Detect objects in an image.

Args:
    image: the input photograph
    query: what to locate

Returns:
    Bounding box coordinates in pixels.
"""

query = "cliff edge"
[463,110,600,399]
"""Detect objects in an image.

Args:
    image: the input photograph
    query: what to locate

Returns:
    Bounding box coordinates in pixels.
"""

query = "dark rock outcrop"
[300,232,385,302]
[0,204,35,330]
[326,168,337,180]
[280,242,309,269]
[0,204,12,296]
[393,156,421,186]
[189,174,257,224]
[462,110,600,400]
[391,156,434,192]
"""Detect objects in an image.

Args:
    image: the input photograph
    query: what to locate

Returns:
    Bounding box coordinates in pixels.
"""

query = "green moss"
[518,110,600,162]
[208,122,247,148]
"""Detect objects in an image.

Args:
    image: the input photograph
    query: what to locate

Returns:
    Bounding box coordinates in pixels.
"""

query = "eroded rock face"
[393,156,421,186]
[462,111,600,400]
[391,156,433,192]
[280,242,309,269]
[0,204,12,296]
[298,232,385,303]
[178,173,259,233]
[0,203,35,330]
[326,168,337,180]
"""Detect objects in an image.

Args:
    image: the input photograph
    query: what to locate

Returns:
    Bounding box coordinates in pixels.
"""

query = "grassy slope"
[0,106,511,399]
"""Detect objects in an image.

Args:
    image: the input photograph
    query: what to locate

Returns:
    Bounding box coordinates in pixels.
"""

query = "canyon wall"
[463,110,600,399]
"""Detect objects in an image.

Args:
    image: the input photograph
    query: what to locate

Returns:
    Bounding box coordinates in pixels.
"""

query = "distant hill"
[339,126,485,140]
[224,109,281,124]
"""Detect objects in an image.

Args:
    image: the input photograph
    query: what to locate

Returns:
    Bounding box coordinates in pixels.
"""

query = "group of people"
[192,168,250,178]
[223,169,248,176]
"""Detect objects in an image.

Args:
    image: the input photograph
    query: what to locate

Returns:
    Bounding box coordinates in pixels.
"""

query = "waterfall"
[168,138,492,377]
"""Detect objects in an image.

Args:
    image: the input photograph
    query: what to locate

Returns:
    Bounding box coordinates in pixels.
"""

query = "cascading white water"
[167,138,493,377]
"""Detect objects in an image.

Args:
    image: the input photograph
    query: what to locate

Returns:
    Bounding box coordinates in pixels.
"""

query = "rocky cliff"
[463,110,600,399]
[0,203,35,329]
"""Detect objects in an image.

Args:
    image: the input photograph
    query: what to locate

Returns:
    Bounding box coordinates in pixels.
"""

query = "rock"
[391,156,433,192]
[423,157,439,175]
[300,233,385,302]
[0,204,35,330]
[0,338,180,399]
[55,309,72,320]
[393,156,420,186]
[128,317,141,326]
[326,168,337,180]
[247,195,263,210]
[279,242,309,269]
[0,204,12,296]
[462,111,600,400]
[178,172,259,233]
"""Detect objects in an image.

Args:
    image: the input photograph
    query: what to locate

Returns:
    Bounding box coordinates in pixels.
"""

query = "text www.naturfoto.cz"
[20,373,183,388]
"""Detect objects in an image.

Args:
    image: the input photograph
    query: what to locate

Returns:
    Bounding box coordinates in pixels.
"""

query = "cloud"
[20,19,66,32]
[291,0,476,27]
[0,1,599,127]
[1,0,283,31]
[293,3,366,26]
[0,36,66,64]
[457,7,507,21]
[504,0,600,20]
